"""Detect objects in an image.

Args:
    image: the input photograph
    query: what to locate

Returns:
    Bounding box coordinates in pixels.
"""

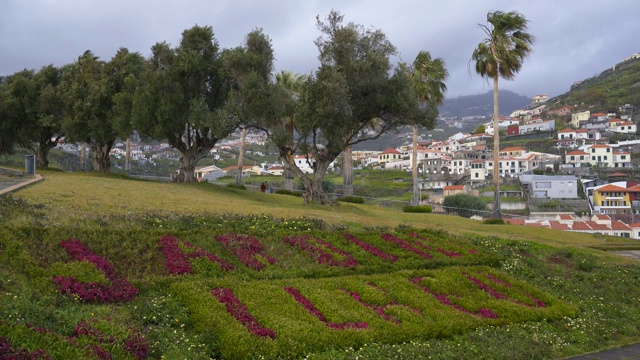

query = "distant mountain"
[439,90,532,118]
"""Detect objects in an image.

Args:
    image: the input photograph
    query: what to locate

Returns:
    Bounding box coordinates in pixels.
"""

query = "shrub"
[483,218,505,225]
[538,200,559,208]
[275,189,302,197]
[442,194,488,218]
[337,196,364,204]
[403,205,432,213]
[226,183,247,190]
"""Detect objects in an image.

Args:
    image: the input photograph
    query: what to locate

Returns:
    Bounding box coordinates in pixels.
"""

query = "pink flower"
[381,233,432,259]
[54,240,138,303]
[211,288,276,339]
[409,276,498,319]
[158,235,235,275]
[341,234,397,262]
[284,235,358,267]
[215,234,277,271]
[284,287,369,330]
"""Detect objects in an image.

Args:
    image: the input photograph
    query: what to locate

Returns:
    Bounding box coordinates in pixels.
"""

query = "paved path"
[567,343,640,359]
[0,172,43,195]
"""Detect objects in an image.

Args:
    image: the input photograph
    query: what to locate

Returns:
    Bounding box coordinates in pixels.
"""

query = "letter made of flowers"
[53,239,138,303]
[158,235,235,275]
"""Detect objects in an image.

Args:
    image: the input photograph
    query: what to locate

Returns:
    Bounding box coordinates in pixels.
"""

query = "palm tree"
[276,70,307,191]
[472,10,534,219]
[410,51,449,205]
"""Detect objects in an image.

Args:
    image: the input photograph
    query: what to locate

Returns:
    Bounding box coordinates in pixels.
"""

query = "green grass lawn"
[1,170,640,359]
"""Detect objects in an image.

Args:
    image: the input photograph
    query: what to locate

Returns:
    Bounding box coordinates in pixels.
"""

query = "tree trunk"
[284,117,295,191]
[492,74,502,219]
[36,142,56,168]
[125,137,131,173]
[90,140,114,173]
[412,126,420,205]
[235,127,246,186]
[80,143,86,169]
[343,146,353,196]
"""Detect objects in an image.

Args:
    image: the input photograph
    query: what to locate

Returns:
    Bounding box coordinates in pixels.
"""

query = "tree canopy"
[257,11,436,204]
[133,25,235,182]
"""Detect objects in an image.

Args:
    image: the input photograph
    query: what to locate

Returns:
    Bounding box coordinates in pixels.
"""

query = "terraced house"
[588,181,640,223]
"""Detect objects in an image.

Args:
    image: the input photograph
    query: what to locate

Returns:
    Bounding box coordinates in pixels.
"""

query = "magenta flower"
[0,336,51,359]
[284,287,368,330]
[284,235,358,267]
[341,234,397,262]
[158,235,235,275]
[409,276,498,319]
[211,288,276,339]
[408,233,462,257]
[54,239,138,303]
[215,234,277,271]
[381,233,432,259]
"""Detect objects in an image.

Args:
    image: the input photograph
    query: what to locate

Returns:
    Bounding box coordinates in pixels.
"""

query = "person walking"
[260,182,266,193]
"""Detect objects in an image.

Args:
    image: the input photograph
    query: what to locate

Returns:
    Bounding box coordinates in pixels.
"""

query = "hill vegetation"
[1,170,640,359]
[551,57,640,111]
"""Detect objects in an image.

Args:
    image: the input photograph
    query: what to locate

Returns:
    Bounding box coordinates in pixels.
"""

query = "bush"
[337,196,364,204]
[442,194,488,218]
[275,189,302,197]
[403,205,432,213]
[483,218,505,225]
[226,183,247,190]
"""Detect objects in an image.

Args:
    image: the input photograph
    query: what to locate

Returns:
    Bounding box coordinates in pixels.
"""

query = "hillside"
[439,90,532,118]
[2,171,640,359]
[551,57,640,111]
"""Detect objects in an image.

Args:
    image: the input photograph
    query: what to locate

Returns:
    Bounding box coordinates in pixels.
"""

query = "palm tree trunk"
[343,146,353,196]
[412,126,419,205]
[235,127,246,186]
[492,74,501,219]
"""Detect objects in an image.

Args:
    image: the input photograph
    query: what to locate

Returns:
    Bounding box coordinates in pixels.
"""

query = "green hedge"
[403,205,432,213]
[337,196,365,204]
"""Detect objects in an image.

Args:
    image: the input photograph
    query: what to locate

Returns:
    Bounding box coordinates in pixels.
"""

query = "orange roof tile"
[548,221,571,230]
[566,150,588,156]
[589,144,611,149]
[444,185,464,191]
[585,221,608,230]
[611,221,631,230]
[380,147,402,154]
[558,128,575,133]
[571,222,592,230]
[557,214,574,220]
[595,184,627,192]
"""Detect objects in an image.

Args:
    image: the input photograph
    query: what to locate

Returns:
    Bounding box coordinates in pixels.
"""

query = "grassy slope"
[4,170,640,359]
[15,170,632,250]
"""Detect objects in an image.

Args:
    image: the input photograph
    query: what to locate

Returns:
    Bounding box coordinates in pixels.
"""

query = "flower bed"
[380,233,432,259]
[211,288,276,339]
[158,235,235,274]
[408,233,463,257]
[54,239,138,303]
[284,235,358,267]
[342,233,397,262]
[215,234,277,271]
[0,336,51,359]
[410,276,498,319]
[284,287,368,330]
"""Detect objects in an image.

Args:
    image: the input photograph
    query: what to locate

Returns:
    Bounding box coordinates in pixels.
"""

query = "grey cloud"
[2,0,638,99]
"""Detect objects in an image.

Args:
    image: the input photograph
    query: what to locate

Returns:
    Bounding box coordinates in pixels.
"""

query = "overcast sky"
[2,0,638,99]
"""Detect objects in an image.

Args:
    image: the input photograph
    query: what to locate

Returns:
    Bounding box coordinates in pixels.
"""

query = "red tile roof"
[557,214,574,220]
[548,221,570,230]
[571,222,592,231]
[444,185,464,191]
[381,147,402,155]
[595,184,626,192]
[611,221,631,230]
